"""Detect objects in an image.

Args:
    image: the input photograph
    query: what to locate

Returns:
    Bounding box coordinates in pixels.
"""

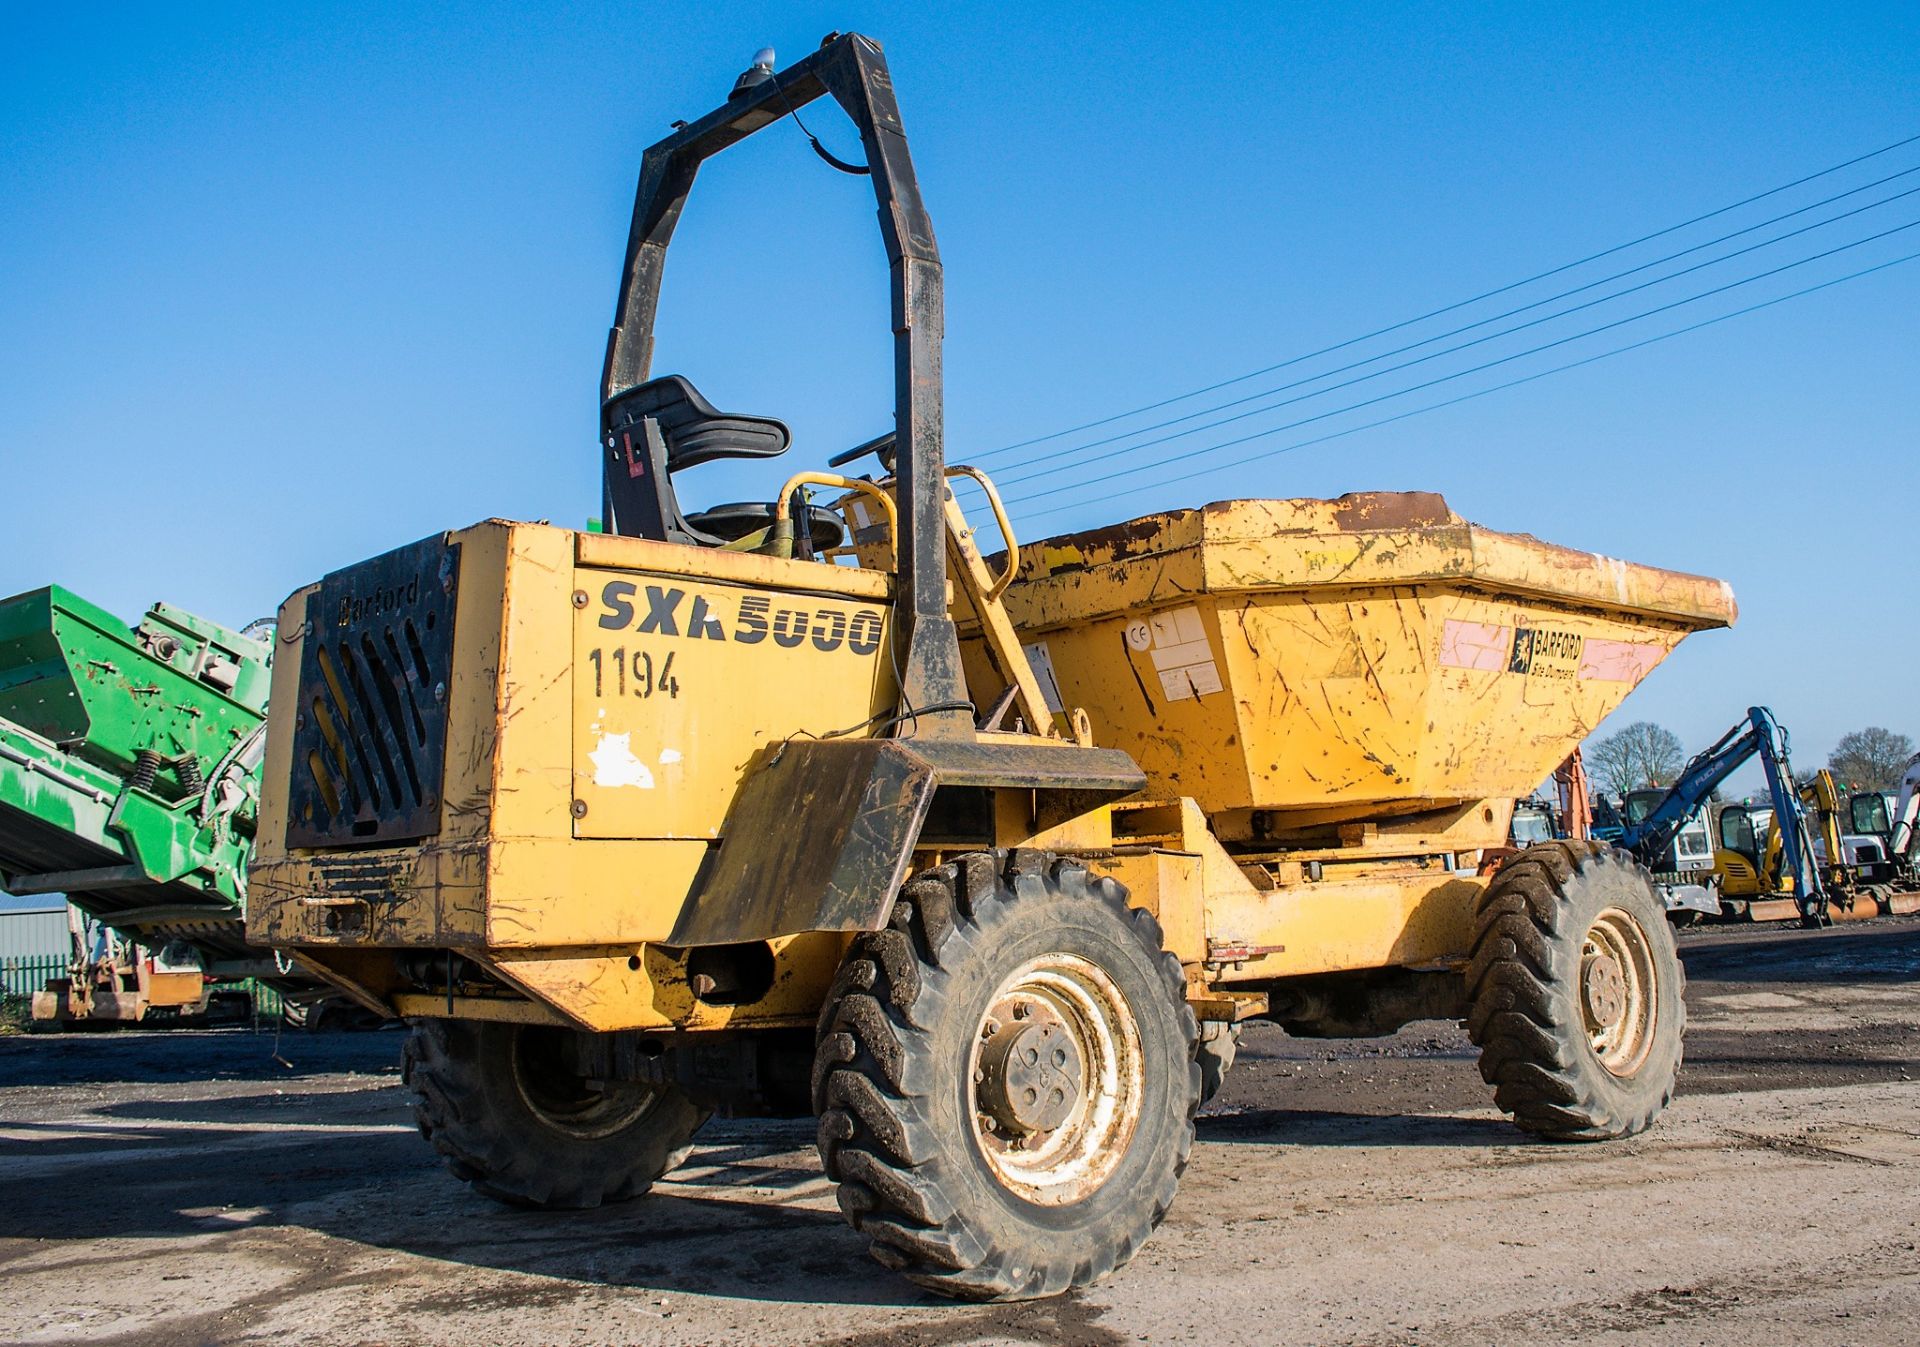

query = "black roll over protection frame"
[597,35,1148,943]
[598,32,968,740]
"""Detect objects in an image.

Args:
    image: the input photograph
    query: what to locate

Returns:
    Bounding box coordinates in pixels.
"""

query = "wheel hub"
[978,1016,1083,1136]
[966,953,1144,1206]
[1582,949,1627,1029]
[511,1026,659,1140]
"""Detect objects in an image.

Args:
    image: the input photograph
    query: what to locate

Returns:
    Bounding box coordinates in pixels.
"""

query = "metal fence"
[1,954,63,998]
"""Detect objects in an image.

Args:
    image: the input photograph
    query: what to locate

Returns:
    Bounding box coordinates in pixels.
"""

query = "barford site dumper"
[248,35,1736,1300]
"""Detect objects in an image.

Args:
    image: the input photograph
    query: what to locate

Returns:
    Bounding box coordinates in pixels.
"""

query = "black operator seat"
[602,374,845,552]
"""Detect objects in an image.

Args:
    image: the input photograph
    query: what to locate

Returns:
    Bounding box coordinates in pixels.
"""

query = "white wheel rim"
[1581,907,1658,1076]
[966,952,1144,1206]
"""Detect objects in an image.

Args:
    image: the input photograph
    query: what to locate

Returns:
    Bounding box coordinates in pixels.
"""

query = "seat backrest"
[602,375,793,544]
[615,374,790,469]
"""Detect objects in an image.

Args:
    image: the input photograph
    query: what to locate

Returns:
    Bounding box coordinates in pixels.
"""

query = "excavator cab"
[1850,791,1892,839]
[1717,802,1760,866]
[1842,787,1920,906]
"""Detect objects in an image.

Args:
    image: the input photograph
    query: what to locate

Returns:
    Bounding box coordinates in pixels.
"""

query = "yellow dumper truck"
[248,35,1736,1300]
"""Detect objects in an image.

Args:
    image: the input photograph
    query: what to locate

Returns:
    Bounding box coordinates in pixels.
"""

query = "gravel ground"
[0,919,1915,1346]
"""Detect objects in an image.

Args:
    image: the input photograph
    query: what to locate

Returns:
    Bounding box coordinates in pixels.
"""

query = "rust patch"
[1330,491,1457,532]
[1028,510,1196,573]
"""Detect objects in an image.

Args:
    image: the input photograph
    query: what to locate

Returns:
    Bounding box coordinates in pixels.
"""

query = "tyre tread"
[402,1018,706,1210]
[812,849,1197,1300]
[1466,842,1685,1140]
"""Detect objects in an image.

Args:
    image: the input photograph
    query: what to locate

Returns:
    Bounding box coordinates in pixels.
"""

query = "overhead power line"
[1005,215,1920,507]
[974,128,1920,461]
[994,166,1920,487]
[998,184,1920,493]
[1010,246,1920,524]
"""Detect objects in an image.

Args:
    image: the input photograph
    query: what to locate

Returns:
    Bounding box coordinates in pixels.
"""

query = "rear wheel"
[1466,842,1685,1140]
[814,850,1200,1300]
[404,1019,709,1209]
[1195,1021,1240,1104]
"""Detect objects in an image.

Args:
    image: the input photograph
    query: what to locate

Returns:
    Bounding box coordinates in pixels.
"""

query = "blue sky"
[2,2,1916,791]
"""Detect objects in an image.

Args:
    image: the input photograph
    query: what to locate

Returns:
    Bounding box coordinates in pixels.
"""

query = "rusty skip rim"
[1002,496,1737,633]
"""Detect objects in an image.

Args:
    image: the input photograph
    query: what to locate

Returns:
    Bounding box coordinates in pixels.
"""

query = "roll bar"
[598,32,969,736]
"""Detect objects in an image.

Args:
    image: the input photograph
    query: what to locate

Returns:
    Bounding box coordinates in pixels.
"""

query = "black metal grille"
[287,534,460,848]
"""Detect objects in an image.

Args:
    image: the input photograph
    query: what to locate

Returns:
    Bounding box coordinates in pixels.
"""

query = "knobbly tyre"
[248,34,1734,1300]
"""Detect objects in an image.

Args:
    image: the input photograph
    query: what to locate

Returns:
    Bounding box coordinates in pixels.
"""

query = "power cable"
[994,165,1920,484]
[1006,216,1920,506]
[1011,246,1920,523]
[998,184,1920,491]
[973,129,1920,460]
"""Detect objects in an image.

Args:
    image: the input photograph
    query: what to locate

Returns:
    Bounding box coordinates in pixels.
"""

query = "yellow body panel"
[490,932,847,1032]
[571,563,893,839]
[143,970,207,1010]
[253,525,512,951]
[1103,795,1480,977]
[1713,849,1767,899]
[250,520,904,1030]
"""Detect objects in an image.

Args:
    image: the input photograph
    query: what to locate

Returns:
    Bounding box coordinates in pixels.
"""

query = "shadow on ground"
[2,923,1913,1322]
[0,1029,401,1088]
[1680,923,1920,984]
[1198,1107,1515,1148]
[0,1102,915,1309]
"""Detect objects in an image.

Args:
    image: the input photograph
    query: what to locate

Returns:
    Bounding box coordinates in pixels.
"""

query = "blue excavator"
[1617,707,1829,927]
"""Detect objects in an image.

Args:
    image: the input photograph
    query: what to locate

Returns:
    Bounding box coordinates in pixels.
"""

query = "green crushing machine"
[0,585,303,1019]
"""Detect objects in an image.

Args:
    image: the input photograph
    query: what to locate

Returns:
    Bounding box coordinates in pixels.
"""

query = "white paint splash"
[658,748,683,765]
[589,731,655,788]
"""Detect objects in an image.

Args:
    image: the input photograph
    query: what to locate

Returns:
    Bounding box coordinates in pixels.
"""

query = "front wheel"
[404,1019,709,1209]
[1466,842,1685,1140]
[814,850,1200,1301]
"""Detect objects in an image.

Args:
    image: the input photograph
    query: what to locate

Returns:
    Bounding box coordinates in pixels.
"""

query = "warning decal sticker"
[1022,640,1067,715]
[1506,626,1584,681]
[1578,637,1665,683]
[1137,605,1222,702]
[1437,620,1513,671]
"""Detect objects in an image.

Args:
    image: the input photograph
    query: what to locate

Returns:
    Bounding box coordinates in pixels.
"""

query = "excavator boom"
[1619,706,1825,920]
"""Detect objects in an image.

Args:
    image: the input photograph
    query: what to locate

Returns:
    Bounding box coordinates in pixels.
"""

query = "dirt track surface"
[2,920,1916,1346]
